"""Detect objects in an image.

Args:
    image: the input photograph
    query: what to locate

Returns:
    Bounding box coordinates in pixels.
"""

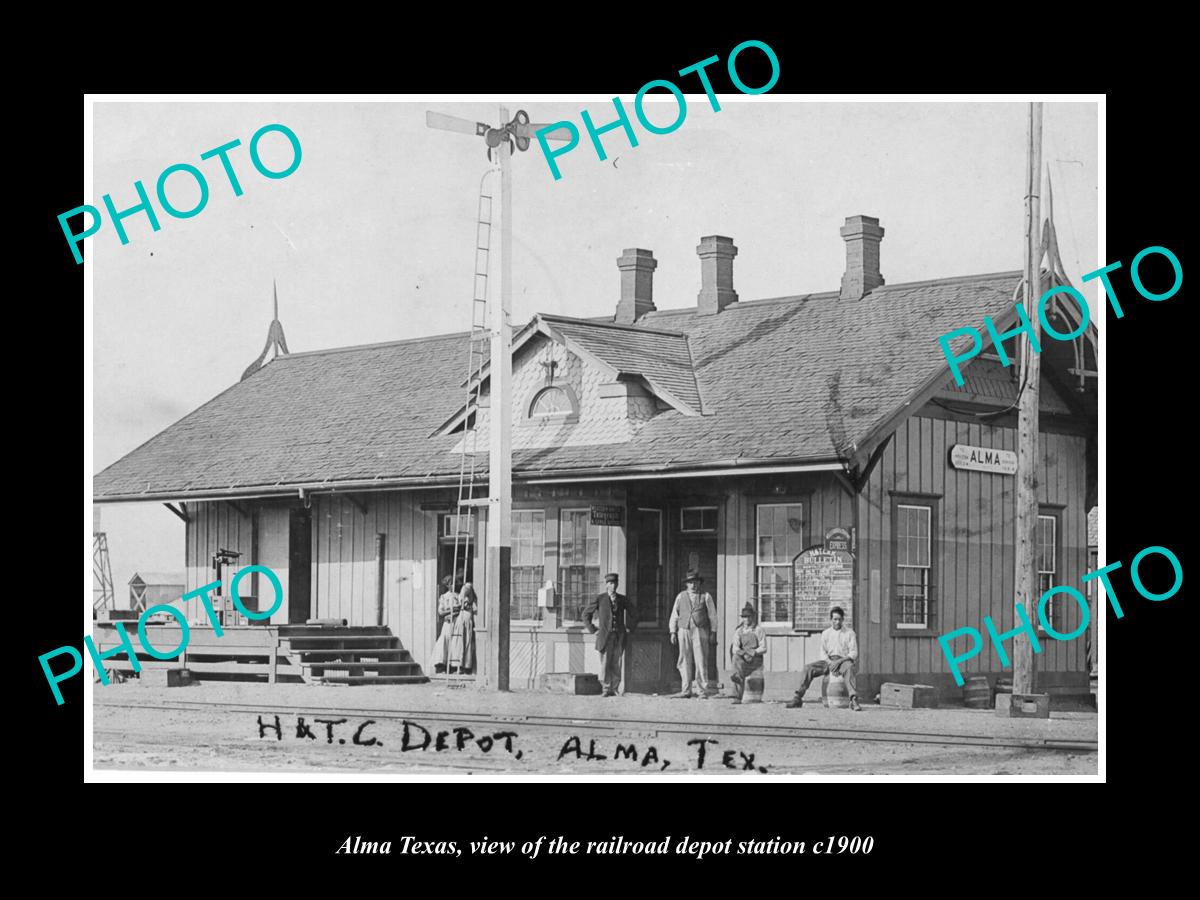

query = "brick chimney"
[615,248,657,324]
[697,235,738,315]
[839,215,885,300]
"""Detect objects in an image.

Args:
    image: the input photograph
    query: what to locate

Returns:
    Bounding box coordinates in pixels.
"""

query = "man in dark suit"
[583,573,636,697]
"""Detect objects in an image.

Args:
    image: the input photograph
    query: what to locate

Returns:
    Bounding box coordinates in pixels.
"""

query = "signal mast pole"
[488,108,514,692]
[425,107,567,691]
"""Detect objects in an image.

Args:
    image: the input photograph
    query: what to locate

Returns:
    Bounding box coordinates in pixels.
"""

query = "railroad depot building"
[93,216,1098,701]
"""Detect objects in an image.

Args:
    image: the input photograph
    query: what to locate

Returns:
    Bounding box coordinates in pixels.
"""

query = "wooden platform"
[90,622,428,686]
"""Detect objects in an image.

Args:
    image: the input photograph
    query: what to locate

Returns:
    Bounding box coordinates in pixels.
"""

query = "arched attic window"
[527,384,579,423]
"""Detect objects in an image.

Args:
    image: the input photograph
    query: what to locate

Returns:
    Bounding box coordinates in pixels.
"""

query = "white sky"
[90,99,1098,600]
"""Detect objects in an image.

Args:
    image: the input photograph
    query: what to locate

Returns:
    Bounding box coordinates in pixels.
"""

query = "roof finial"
[241,280,291,381]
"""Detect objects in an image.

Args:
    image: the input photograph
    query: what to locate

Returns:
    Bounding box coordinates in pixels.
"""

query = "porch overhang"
[92,457,851,503]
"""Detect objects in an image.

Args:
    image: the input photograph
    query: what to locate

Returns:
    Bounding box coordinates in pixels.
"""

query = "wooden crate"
[538,672,602,695]
[880,682,939,709]
[139,668,194,687]
[995,692,1050,718]
[97,609,139,622]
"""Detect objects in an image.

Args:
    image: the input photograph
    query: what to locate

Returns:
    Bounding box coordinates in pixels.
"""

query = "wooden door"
[627,508,669,692]
[288,508,312,623]
[677,536,719,690]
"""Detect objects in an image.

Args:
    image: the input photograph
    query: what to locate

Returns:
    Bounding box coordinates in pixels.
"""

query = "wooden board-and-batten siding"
[311,492,467,672]
[717,475,855,679]
[185,492,462,671]
[184,502,296,625]
[184,501,256,609]
[854,413,1089,695]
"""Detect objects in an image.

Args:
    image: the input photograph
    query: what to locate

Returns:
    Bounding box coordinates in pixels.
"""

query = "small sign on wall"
[824,527,851,552]
[590,504,624,526]
[949,444,1017,475]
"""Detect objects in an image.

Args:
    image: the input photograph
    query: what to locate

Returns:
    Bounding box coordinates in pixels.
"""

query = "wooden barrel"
[825,675,850,708]
[743,667,764,703]
[995,675,1013,696]
[963,675,992,709]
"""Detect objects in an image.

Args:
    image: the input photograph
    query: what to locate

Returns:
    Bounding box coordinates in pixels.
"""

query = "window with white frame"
[530,386,571,417]
[559,508,600,623]
[755,503,804,624]
[511,510,546,622]
[1036,513,1059,631]
[443,514,473,538]
[894,502,933,629]
[680,506,718,533]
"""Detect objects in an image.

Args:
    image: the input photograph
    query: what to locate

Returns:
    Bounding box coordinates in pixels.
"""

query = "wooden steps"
[319,674,430,685]
[289,648,414,661]
[282,636,399,650]
[301,661,423,675]
[277,624,392,637]
[91,622,428,686]
[287,625,427,686]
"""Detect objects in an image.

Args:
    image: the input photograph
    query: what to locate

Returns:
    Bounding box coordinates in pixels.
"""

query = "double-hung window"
[755,503,804,625]
[1036,512,1060,632]
[511,510,546,622]
[559,509,600,623]
[894,500,935,630]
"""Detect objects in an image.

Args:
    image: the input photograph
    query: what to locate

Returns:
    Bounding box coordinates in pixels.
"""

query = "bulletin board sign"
[792,545,854,631]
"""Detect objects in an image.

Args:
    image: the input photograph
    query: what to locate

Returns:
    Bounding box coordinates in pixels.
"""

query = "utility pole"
[1013,102,1043,696]
[425,107,569,691]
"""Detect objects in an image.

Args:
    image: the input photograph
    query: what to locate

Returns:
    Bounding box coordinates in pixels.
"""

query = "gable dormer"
[438,315,702,454]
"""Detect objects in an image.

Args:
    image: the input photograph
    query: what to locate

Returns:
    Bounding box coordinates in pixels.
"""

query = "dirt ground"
[92,681,1098,776]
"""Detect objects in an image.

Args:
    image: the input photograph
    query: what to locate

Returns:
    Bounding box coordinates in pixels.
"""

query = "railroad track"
[94,697,1097,753]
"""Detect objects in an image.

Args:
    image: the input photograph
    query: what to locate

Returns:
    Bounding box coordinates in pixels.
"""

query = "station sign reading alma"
[949,444,1017,475]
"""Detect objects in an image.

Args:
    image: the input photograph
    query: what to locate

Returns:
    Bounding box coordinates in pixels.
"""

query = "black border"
[29,27,1183,876]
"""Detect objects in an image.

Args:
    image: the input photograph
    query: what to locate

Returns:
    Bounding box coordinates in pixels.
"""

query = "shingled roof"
[94,269,1040,501]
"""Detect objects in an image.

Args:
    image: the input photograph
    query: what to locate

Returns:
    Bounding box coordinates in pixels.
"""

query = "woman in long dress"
[432,575,456,674]
[449,582,477,674]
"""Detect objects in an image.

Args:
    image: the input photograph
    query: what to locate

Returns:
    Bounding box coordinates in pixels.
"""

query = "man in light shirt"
[668,570,718,699]
[785,606,862,711]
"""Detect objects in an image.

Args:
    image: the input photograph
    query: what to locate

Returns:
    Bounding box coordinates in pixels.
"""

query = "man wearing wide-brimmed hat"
[668,569,718,699]
[729,602,766,704]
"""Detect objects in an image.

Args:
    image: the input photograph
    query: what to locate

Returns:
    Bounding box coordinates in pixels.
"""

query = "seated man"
[785,606,862,711]
[729,602,766,704]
